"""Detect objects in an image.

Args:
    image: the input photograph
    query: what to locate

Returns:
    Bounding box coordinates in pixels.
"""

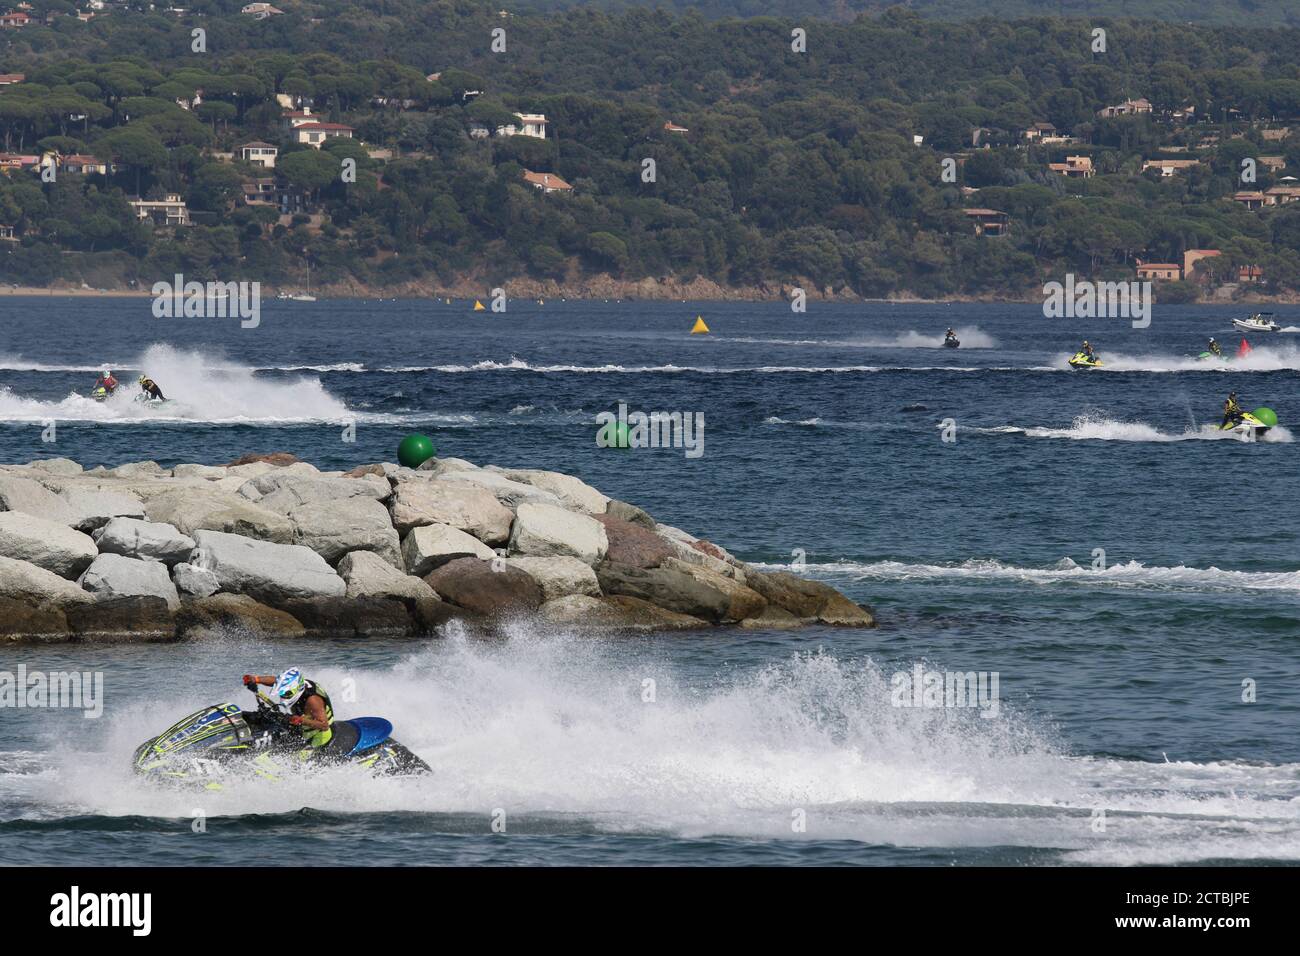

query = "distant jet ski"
[1232,313,1280,333]
[943,331,960,348]
[1067,351,1103,369]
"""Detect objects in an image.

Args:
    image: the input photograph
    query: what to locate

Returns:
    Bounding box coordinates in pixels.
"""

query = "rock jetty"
[0,454,874,642]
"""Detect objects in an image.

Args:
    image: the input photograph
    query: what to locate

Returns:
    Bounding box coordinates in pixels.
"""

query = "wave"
[13,627,1298,864]
[0,354,365,374]
[0,345,356,424]
[1075,344,1300,373]
[766,557,1300,594]
[719,325,999,349]
[972,415,1293,443]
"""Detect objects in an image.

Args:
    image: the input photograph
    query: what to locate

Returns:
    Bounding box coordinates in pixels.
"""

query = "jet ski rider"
[1080,341,1096,361]
[1222,392,1243,428]
[1208,337,1222,358]
[138,375,165,400]
[242,668,335,749]
[94,369,119,394]
[944,327,958,344]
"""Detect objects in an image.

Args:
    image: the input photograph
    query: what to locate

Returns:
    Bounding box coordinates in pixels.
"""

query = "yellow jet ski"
[1220,407,1277,439]
[1067,351,1103,369]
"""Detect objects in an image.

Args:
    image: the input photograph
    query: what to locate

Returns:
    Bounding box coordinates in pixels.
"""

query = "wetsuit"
[140,378,165,400]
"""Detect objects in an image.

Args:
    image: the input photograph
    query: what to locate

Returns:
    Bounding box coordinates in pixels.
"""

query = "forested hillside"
[1,1,1299,299]
[516,0,1300,30]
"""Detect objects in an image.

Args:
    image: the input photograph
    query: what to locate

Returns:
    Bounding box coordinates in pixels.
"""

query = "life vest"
[289,680,334,747]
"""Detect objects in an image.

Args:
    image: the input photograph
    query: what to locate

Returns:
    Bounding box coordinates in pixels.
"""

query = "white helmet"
[272,667,307,707]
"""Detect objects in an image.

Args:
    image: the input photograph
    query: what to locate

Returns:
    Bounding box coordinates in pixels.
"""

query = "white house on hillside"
[497,113,548,139]
[238,142,278,168]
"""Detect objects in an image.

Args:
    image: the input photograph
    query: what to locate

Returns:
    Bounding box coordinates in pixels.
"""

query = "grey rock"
[288,497,401,566]
[388,479,513,543]
[508,502,608,564]
[61,488,147,532]
[400,523,494,576]
[188,529,345,604]
[79,553,181,609]
[0,512,98,578]
[172,562,220,598]
[93,517,195,565]
[504,556,601,602]
[0,555,94,606]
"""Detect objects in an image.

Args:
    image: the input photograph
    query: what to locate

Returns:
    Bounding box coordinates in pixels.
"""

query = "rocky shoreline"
[0,454,874,643]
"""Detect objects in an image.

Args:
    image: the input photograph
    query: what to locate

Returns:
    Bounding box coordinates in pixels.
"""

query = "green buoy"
[1252,407,1278,428]
[397,433,437,468]
[596,420,631,449]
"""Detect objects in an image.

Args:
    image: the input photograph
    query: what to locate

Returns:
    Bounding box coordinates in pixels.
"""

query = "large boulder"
[79,553,181,609]
[172,464,228,480]
[0,555,94,606]
[745,570,875,626]
[225,452,303,469]
[65,596,176,643]
[277,597,415,638]
[24,457,83,477]
[145,488,294,543]
[400,523,494,576]
[388,479,513,543]
[594,561,766,623]
[539,594,708,631]
[496,468,609,513]
[508,502,608,564]
[0,598,70,642]
[504,556,601,602]
[422,557,543,616]
[61,488,147,533]
[338,550,441,602]
[595,514,672,568]
[242,473,390,512]
[176,593,306,640]
[606,499,656,529]
[188,530,346,604]
[0,512,98,578]
[93,517,195,565]
[739,606,805,629]
[0,474,79,524]
[656,559,766,620]
[657,532,747,580]
[172,562,220,598]
[440,470,562,509]
[108,461,168,479]
[288,497,401,567]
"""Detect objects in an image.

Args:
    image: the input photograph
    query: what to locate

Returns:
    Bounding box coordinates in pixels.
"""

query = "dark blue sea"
[1,295,1297,865]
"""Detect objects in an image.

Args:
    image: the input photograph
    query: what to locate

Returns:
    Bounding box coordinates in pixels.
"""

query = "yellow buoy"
[473,299,486,311]
[690,316,709,334]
